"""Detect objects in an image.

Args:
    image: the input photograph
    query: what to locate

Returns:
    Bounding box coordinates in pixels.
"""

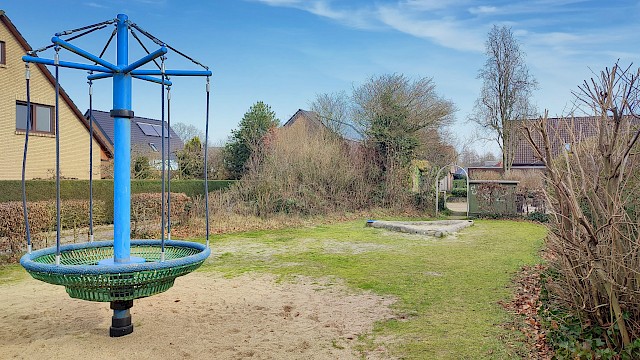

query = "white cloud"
[249,0,639,57]
[402,0,467,11]
[377,6,484,52]
[256,0,301,5]
[468,6,497,15]
[85,2,107,8]
[252,0,376,29]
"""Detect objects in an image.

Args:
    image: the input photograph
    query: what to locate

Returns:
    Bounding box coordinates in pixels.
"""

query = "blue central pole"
[109,13,136,338]
[113,14,132,264]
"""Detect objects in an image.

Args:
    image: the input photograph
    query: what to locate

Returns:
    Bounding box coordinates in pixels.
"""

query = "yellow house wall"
[0,22,101,180]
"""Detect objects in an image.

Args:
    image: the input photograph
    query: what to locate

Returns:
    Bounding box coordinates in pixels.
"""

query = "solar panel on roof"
[154,125,173,137]
[137,122,171,138]
[138,122,158,136]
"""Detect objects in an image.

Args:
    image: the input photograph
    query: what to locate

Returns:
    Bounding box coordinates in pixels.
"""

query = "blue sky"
[3,0,639,154]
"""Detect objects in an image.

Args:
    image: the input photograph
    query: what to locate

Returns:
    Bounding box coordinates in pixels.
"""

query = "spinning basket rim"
[20,239,210,275]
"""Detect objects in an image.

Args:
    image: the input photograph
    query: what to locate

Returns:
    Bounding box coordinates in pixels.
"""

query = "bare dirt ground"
[0,271,396,360]
[445,202,468,213]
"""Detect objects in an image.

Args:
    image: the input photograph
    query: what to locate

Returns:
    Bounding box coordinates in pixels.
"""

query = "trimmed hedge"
[0,180,234,222]
[0,199,107,255]
[450,188,468,197]
[453,179,467,189]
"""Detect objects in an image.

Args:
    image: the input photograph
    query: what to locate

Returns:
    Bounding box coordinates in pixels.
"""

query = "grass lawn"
[0,219,545,359]
[201,219,547,359]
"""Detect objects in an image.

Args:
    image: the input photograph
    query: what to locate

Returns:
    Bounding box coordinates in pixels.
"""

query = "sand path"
[0,271,395,360]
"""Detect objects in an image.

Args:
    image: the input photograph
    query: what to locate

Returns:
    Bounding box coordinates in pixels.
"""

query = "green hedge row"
[0,180,235,222]
[453,179,467,189]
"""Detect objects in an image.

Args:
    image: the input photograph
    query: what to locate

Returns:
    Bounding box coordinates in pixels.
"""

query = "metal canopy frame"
[22,13,212,337]
[23,13,211,265]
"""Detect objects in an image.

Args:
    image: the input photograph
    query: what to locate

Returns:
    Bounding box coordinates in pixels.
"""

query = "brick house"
[283,108,362,152]
[0,10,112,180]
[468,116,604,179]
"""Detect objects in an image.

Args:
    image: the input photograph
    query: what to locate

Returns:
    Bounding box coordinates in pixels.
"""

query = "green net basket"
[20,240,210,302]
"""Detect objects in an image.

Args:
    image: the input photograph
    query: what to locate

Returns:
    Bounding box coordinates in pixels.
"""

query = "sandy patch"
[0,272,396,360]
[213,238,390,260]
[321,240,391,255]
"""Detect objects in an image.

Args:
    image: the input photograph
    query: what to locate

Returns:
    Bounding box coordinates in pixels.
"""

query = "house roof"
[283,109,324,130]
[514,116,601,166]
[284,108,363,141]
[0,10,113,158]
[86,110,184,156]
[514,115,640,166]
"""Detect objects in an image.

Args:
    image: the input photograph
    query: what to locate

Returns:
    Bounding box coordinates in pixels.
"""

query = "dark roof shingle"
[86,110,184,157]
[514,116,635,166]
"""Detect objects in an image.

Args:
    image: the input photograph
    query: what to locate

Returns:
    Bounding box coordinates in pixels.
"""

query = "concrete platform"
[366,220,474,238]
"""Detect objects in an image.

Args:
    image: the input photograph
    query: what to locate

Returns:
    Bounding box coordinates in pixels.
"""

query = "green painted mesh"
[26,245,205,302]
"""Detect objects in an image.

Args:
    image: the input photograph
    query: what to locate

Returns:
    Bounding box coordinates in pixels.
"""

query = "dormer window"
[149,142,158,152]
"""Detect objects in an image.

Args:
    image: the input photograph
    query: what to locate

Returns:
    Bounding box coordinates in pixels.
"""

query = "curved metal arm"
[434,163,470,218]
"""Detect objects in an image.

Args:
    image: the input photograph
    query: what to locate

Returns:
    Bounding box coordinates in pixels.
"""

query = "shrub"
[0,201,52,255]
[0,180,234,224]
[452,179,466,189]
[523,64,640,350]
[132,155,153,179]
[525,211,548,223]
[130,193,190,238]
[0,199,106,256]
[231,125,377,216]
[450,188,467,197]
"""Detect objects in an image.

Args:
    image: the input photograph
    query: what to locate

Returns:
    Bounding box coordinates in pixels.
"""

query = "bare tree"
[523,63,640,349]
[172,122,204,143]
[309,91,354,137]
[471,25,537,171]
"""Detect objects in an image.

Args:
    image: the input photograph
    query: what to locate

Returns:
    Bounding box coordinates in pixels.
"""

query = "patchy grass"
[0,263,27,284]
[202,219,546,359]
[2,219,544,358]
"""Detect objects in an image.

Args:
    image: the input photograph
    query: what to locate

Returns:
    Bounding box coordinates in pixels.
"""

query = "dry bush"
[130,193,190,238]
[229,125,376,216]
[170,189,424,238]
[472,169,503,180]
[523,63,640,348]
[0,199,107,256]
[0,202,52,256]
[505,170,546,213]
[60,199,107,231]
[59,200,107,242]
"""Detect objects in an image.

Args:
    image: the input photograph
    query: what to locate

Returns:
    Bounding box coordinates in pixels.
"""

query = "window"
[0,41,5,65]
[149,143,158,152]
[16,102,54,134]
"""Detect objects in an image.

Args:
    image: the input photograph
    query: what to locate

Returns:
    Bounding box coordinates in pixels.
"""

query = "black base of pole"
[109,321,133,337]
[109,300,134,337]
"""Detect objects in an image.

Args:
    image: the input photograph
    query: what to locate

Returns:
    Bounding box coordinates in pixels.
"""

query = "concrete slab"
[366,220,474,238]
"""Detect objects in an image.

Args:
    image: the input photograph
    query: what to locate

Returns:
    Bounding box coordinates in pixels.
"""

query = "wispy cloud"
[251,0,485,51]
[377,5,484,52]
[84,2,107,8]
[402,0,468,11]
[468,6,498,15]
[252,0,377,29]
[249,0,639,57]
